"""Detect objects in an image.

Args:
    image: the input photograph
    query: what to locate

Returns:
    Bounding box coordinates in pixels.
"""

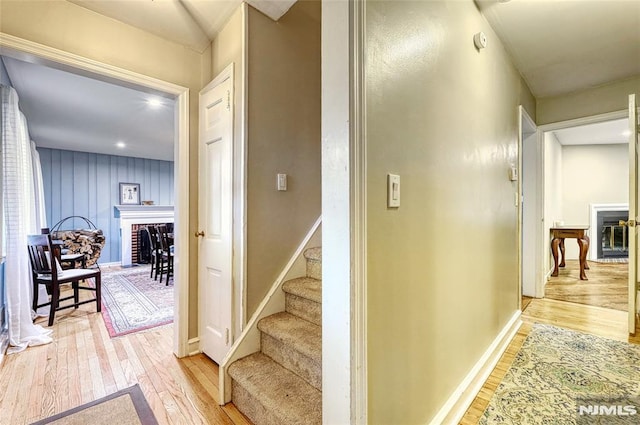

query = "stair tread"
[229,353,322,424]
[258,312,321,362]
[303,247,321,262]
[283,277,322,303]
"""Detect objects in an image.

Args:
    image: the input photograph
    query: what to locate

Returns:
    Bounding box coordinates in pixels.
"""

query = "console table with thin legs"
[550,226,590,280]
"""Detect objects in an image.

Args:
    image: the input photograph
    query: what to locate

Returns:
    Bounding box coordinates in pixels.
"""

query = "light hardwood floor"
[0,286,251,425]
[3,264,633,424]
[544,260,627,311]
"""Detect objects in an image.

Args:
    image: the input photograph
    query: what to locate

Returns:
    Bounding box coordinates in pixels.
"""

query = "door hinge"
[226,90,230,111]
[225,328,230,345]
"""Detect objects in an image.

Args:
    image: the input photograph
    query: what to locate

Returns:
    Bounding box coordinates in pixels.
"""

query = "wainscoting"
[38,148,174,264]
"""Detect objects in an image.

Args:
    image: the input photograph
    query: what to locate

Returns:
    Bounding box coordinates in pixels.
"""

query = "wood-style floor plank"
[0,283,250,425]
[545,260,627,311]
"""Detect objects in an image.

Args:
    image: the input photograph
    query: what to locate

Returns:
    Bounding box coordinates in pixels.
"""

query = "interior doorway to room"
[0,44,188,351]
[520,106,539,305]
[540,116,630,312]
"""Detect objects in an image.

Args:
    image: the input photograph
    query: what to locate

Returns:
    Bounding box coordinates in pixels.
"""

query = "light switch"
[277,173,287,191]
[387,174,400,208]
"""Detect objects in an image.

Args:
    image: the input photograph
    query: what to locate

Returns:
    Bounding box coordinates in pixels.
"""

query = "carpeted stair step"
[258,311,322,390]
[283,277,322,326]
[304,247,322,280]
[229,352,322,425]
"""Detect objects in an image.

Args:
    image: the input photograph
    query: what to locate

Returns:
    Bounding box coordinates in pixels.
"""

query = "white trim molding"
[0,33,191,359]
[430,311,522,425]
[114,205,174,267]
[187,337,201,356]
[351,0,368,423]
[322,0,355,422]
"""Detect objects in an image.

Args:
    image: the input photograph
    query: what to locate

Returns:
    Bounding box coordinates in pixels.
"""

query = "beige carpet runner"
[228,247,322,425]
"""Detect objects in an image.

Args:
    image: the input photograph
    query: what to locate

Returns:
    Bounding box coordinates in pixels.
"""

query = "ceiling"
[477,0,640,98]
[4,0,639,160]
[553,118,629,146]
[3,0,297,161]
[68,0,297,53]
[2,56,176,161]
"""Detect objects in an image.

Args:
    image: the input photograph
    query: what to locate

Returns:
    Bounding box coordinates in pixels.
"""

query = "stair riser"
[306,258,321,280]
[261,333,322,391]
[285,293,321,326]
[232,380,284,425]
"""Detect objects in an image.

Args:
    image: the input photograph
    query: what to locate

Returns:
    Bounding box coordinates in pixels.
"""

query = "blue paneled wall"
[38,148,174,263]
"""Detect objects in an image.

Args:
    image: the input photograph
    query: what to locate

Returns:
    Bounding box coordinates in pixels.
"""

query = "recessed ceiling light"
[147,98,162,108]
[116,141,126,148]
[622,129,632,137]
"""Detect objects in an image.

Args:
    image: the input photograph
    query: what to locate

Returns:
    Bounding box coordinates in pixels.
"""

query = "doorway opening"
[540,116,629,312]
[0,35,190,355]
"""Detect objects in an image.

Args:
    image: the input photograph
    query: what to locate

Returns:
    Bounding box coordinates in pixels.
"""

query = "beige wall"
[364,1,533,422]
[544,133,564,273]
[245,1,321,316]
[562,143,628,259]
[537,75,640,125]
[0,0,207,338]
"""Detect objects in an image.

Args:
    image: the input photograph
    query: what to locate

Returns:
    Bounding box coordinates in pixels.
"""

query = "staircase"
[228,247,322,425]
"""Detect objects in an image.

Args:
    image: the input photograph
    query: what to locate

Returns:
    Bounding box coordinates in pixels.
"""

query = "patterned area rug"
[480,324,640,424]
[101,265,173,337]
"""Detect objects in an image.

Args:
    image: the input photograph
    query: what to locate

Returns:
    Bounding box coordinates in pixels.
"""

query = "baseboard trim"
[430,310,522,425]
[187,337,200,356]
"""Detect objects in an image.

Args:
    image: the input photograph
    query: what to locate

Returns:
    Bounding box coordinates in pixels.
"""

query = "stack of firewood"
[52,229,106,267]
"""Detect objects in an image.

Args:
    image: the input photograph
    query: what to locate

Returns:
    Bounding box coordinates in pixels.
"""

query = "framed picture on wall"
[119,182,141,205]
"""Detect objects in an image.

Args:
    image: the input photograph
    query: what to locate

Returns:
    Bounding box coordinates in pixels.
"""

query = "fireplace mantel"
[115,205,174,266]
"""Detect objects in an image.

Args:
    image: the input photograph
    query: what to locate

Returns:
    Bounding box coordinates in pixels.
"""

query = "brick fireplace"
[115,205,174,267]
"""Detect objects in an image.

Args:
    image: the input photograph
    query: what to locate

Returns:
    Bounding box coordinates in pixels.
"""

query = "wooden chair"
[147,225,163,281]
[27,234,102,326]
[157,225,174,285]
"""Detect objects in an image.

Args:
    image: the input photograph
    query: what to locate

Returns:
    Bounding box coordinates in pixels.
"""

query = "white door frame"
[518,106,541,302]
[322,0,367,423]
[537,109,630,300]
[628,94,638,334]
[0,33,191,357]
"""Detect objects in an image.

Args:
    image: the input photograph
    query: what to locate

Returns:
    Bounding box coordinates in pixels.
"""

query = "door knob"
[195,230,205,237]
[619,220,636,227]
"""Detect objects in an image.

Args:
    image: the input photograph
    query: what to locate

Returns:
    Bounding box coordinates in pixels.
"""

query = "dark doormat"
[30,384,158,425]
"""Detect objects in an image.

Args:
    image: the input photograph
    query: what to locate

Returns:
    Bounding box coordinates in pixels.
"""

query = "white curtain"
[30,140,50,318]
[1,84,52,353]
[31,141,47,232]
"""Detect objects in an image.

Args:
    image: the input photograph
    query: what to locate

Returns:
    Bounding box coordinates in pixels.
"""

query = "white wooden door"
[628,94,639,334]
[198,67,234,363]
